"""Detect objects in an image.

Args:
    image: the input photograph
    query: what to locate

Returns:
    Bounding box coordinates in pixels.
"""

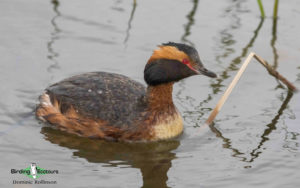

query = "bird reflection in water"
[41,127,180,188]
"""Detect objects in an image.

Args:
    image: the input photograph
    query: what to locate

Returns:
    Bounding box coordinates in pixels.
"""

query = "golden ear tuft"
[148,46,189,64]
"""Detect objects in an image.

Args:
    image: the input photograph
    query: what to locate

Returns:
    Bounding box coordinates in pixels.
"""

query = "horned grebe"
[36,42,216,141]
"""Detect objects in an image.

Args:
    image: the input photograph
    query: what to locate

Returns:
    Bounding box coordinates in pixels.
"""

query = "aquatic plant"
[257,0,265,18]
[257,0,279,18]
[273,0,279,18]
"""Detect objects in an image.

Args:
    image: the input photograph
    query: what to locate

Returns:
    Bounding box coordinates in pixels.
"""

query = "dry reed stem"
[253,54,297,91]
[204,52,297,126]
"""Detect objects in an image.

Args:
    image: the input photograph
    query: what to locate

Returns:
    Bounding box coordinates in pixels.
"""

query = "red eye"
[182,58,189,64]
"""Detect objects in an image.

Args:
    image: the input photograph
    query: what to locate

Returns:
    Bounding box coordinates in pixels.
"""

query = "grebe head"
[144,42,217,86]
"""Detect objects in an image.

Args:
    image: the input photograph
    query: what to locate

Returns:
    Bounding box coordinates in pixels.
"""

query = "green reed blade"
[257,0,265,18]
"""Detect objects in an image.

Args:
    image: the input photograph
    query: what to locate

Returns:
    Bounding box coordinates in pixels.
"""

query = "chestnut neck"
[146,82,175,111]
